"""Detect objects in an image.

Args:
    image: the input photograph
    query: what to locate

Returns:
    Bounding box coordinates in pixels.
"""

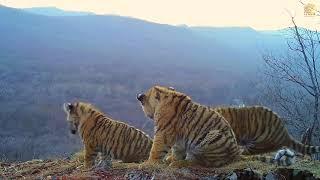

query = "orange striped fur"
[213,106,320,155]
[137,86,241,167]
[63,102,152,168]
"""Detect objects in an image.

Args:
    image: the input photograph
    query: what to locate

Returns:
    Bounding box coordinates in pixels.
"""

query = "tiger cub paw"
[94,160,112,170]
[165,154,176,164]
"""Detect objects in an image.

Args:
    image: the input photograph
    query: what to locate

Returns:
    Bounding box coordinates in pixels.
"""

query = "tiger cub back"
[63,102,152,168]
[213,106,320,155]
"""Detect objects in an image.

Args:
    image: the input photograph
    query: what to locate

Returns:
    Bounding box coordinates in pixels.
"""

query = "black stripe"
[189,106,206,133]
[135,136,147,156]
[158,96,187,132]
[254,109,269,141]
[194,130,210,146]
[270,120,283,142]
[94,116,107,131]
[128,129,138,156]
[185,106,206,146]
[276,130,287,146]
[74,102,80,114]
[102,124,114,155]
[89,114,104,137]
[101,120,113,142]
[107,124,120,154]
[87,117,101,140]
[190,111,214,145]
[194,116,221,146]
[168,95,177,104]
[140,138,150,157]
[252,108,260,139]
[209,135,233,153]
[207,133,224,145]
[113,126,125,158]
[178,99,191,117]
[215,118,223,130]
[183,104,199,145]
[120,128,131,158]
[132,133,142,154]
[264,111,276,141]
[229,108,235,124]
[80,105,85,113]
[79,121,89,135]
[248,108,255,138]
[179,102,194,129]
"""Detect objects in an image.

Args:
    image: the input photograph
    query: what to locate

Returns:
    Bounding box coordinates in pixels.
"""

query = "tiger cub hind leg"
[95,153,112,170]
[188,130,241,167]
[165,144,186,164]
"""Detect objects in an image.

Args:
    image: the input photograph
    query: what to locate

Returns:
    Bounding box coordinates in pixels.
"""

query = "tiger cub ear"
[168,87,175,91]
[155,91,161,101]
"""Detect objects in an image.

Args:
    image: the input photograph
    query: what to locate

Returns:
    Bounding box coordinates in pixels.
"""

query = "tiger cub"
[63,102,153,169]
[213,106,320,155]
[137,86,241,167]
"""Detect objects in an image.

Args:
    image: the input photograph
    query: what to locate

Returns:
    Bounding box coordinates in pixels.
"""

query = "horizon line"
[0,4,305,31]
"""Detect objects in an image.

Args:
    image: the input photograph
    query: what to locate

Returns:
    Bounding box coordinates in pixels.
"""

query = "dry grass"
[1,153,320,179]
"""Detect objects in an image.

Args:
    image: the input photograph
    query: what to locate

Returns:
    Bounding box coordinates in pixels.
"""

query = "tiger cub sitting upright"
[63,102,153,169]
[137,85,241,167]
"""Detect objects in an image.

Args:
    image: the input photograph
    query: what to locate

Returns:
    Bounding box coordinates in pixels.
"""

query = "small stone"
[200,175,219,180]
[265,172,277,180]
[227,172,237,180]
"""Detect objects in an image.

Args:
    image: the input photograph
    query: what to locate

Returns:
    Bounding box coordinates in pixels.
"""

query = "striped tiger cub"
[137,86,242,167]
[63,102,153,169]
[213,106,320,155]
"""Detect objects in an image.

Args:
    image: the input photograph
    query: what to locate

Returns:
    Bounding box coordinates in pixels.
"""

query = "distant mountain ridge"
[23,6,95,16]
[0,5,286,70]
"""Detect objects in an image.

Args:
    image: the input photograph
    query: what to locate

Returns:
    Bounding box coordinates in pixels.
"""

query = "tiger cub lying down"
[63,102,153,169]
[137,85,242,167]
[213,106,320,156]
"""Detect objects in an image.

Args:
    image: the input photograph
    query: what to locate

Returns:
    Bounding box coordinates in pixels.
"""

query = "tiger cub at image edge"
[213,106,320,155]
[63,102,153,168]
[137,86,242,167]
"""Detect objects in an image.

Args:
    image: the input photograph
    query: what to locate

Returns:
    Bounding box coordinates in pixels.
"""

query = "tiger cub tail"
[248,148,296,166]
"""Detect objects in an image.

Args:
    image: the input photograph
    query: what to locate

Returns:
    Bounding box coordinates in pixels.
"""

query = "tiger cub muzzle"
[137,93,146,103]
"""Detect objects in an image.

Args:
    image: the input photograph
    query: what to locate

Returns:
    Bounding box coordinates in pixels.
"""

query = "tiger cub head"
[63,102,82,135]
[137,85,188,121]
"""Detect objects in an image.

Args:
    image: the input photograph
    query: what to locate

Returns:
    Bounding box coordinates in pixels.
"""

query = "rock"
[265,172,277,180]
[275,168,319,180]
[125,170,152,180]
[226,172,237,180]
[200,175,219,180]
[235,168,263,179]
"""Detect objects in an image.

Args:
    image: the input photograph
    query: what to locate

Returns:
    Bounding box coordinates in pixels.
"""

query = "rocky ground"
[1,153,320,179]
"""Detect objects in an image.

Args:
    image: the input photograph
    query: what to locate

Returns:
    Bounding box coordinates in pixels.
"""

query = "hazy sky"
[0,0,319,30]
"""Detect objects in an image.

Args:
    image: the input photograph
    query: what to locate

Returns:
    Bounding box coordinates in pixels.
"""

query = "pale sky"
[0,0,319,30]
